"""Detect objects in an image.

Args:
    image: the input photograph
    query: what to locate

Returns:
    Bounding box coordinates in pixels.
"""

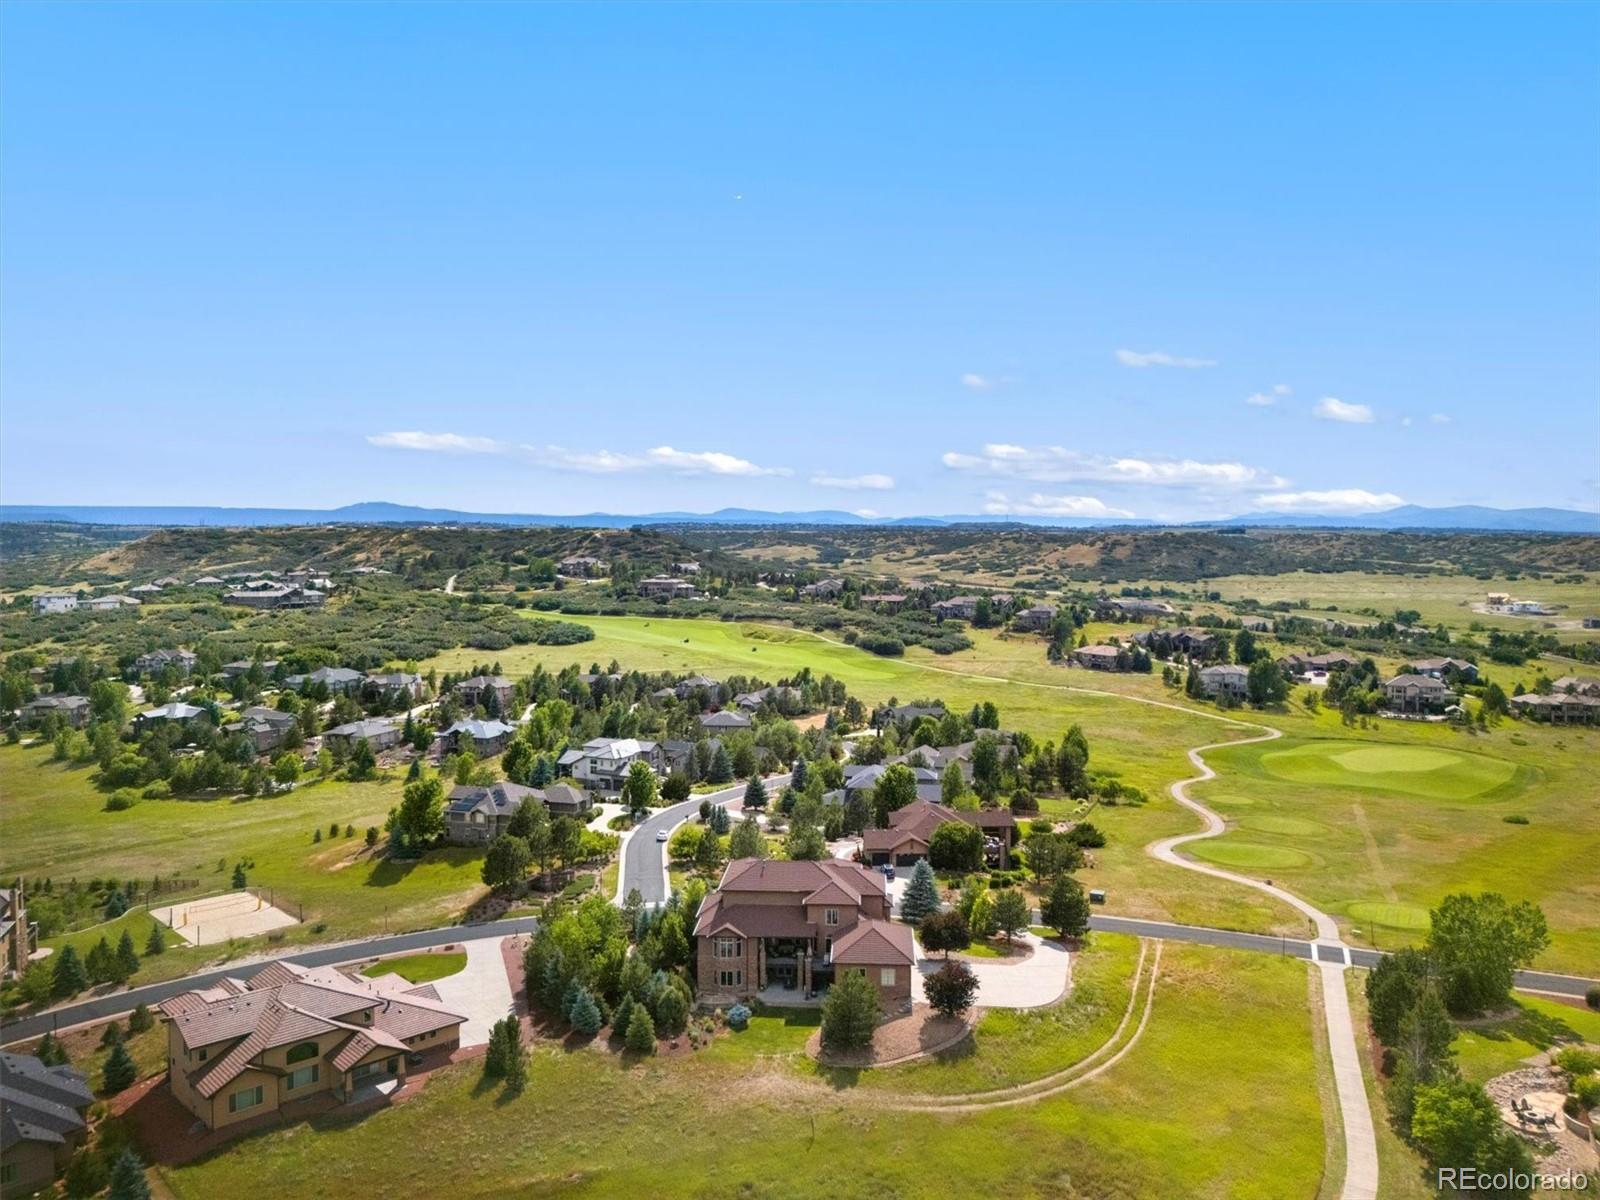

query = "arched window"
[286,1041,319,1064]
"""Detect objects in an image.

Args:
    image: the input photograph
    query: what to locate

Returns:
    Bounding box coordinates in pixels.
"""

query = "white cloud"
[643,446,790,476]
[1245,392,1277,407]
[1401,417,1414,427]
[811,473,895,491]
[1430,413,1452,425]
[368,433,789,476]
[961,373,995,390]
[852,508,881,519]
[1314,397,1375,424]
[1115,349,1218,369]
[367,431,507,454]
[1253,488,1403,513]
[942,444,1285,489]
[1274,383,1293,396]
[982,491,1134,519]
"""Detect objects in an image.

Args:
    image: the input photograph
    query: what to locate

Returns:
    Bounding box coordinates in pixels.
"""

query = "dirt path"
[444,573,457,594]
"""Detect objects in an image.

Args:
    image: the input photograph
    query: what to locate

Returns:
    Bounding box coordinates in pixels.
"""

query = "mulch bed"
[954,940,1035,965]
[808,1003,977,1069]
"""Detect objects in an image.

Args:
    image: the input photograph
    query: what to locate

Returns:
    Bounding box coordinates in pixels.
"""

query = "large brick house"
[157,959,464,1132]
[693,859,915,1008]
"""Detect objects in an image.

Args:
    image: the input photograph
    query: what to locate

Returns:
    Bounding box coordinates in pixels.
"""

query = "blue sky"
[3,2,1596,519]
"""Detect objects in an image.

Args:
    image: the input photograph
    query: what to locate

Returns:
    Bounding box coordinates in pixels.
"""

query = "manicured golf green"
[1344,901,1430,931]
[1186,841,1316,871]
[1256,740,1519,801]
[1239,814,1330,838]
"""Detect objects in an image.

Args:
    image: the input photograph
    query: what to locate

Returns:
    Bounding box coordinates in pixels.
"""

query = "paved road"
[620,774,790,906]
[0,917,540,1046]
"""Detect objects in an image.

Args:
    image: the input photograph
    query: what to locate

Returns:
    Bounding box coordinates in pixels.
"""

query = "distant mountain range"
[2,501,1596,534]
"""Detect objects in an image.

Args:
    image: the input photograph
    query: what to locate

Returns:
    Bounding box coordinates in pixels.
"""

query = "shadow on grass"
[362,846,480,888]
[1468,1001,1586,1050]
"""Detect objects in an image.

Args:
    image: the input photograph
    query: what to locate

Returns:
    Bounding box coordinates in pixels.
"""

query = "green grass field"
[0,744,493,985]
[1195,725,1600,971]
[361,952,467,984]
[157,943,1327,1200]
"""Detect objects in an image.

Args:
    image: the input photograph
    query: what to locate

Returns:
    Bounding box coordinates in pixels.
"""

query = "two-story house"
[556,737,666,796]
[692,859,914,1008]
[1382,674,1455,714]
[1198,664,1249,701]
[453,675,515,715]
[156,960,464,1131]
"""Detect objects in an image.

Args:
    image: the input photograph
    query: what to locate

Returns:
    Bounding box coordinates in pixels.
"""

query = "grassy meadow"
[0,742,493,985]
[157,942,1329,1200]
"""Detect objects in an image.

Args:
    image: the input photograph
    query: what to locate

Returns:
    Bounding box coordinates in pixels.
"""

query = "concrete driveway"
[917,932,1070,1009]
[428,936,516,1048]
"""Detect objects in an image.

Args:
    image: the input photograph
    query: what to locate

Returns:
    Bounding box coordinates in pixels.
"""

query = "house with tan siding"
[157,960,464,1131]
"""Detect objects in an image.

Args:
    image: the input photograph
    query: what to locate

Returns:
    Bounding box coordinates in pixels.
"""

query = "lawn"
[1452,995,1600,1085]
[1194,720,1600,972]
[157,942,1328,1200]
[854,932,1141,1094]
[360,951,467,984]
[0,743,495,985]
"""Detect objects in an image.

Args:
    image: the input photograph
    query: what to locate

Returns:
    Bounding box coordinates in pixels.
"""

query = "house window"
[228,1085,265,1113]
[387,1057,400,1074]
[824,937,833,962]
[717,969,742,988]
[824,908,839,926]
[879,968,897,987]
[196,1047,208,1062]
[1,1163,17,1185]
[286,1064,319,1091]
[714,937,742,959]
[285,1041,319,1064]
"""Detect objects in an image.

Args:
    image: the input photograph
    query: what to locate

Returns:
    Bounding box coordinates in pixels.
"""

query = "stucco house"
[222,706,300,754]
[453,675,514,715]
[322,717,403,754]
[156,960,463,1132]
[439,718,515,757]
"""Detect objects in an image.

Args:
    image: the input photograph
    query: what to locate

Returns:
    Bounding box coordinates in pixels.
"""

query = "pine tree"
[231,862,247,889]
[900,859,940,924]
[709,743,735,784]
[624,1005,656,1054]
[114,930,141,981]
[100,1020,125,1048]
[144,923,166,956]
[728,813,767,860]
[35,1030,68,1066]
[107,1150,152,1200]
[791,756,809,791]
[743,775,768,809]
[103,1039,138,1093]
[86,937,114,985]
[128,1002,155,1033]
[569,987,603,1037]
